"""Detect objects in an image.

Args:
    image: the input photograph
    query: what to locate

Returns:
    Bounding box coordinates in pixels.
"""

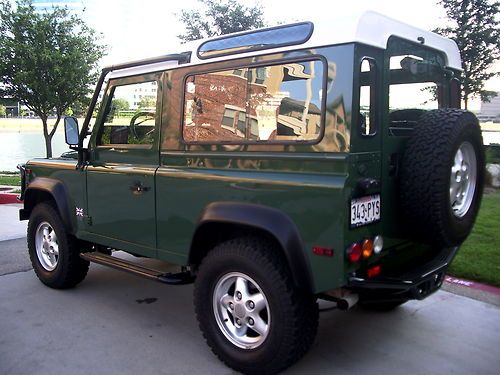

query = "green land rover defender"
[18,12,484,375]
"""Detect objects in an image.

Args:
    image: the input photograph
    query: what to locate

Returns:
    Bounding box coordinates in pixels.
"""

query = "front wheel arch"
[22,178,75,234]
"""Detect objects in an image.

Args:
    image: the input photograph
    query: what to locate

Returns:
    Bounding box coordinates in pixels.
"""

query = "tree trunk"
[41,115,61,158]
[41,117,52,158]
[463,95,468,110]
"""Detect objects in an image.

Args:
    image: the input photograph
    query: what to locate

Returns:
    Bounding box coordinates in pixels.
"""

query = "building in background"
[478,93,500,122]
[0,97,20,117]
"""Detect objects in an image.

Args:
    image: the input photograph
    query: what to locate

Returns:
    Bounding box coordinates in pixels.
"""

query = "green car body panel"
[19,24,473,295]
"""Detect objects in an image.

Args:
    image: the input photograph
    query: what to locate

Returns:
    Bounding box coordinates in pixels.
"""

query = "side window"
[359,58,376,135]
[97,81,158,147]
[183,59,325,143]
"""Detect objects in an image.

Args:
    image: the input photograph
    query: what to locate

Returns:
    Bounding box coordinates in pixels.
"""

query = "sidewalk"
[0,203,26,241]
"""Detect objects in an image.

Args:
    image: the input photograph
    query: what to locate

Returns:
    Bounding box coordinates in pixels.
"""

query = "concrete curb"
[445,276,500,296]
[0,193,21,204]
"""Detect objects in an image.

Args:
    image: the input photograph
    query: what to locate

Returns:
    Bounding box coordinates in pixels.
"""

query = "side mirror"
[64,116,79,145]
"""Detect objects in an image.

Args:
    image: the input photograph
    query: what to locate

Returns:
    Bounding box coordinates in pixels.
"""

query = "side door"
[85,73,162,257]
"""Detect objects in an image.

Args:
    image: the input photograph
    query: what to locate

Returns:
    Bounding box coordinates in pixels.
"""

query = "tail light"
[346,243,362,263]
[373,235,383,254]
[362,239,373,259]
[347,235,383,263]
[367,265,381,278]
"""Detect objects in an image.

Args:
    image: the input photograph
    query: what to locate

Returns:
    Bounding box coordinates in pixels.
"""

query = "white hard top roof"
[108,11,461,79]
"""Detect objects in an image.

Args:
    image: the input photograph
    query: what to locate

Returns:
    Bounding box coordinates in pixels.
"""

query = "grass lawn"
[448,190,500,287]
[0,173,21,186]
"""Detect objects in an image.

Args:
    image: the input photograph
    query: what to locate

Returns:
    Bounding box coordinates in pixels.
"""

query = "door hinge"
[85,216,93,226]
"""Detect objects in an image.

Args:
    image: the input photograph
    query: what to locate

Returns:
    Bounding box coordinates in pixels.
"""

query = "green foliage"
[0,104,5,116]
[486,144,500,164]
[448,190,500,286]
[0,0,106,156]
[138,95,155,109]
[434,0,500,109]
[177,0,266,42]
[112,98,129,112]
[0,174,21,186]
[70,96,91,118]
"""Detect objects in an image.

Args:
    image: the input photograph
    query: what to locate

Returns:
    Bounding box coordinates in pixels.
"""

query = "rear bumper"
[348,246,458,301]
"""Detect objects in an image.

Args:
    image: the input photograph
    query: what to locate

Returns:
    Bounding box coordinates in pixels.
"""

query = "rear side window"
[182,59,326,144]
[197,22,313,59]
[359,58,377,135]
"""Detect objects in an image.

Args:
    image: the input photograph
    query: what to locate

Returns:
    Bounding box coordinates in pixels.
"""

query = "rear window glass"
[183,59,325,144]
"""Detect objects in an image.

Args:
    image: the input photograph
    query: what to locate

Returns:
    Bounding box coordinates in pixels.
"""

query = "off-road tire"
[400,109,484,247]
[27,202,89,289]
[194,237,318,375]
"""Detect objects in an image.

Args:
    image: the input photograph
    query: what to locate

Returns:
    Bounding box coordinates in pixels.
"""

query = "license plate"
[350,194,381,227]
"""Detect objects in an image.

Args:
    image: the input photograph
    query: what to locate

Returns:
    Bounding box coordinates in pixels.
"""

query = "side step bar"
[80,252,194,285]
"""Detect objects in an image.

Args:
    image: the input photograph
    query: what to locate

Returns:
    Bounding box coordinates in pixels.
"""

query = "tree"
[112,98,129,112]
[0,104,5,116]
[177,0,266,42]
[68,96,91,118]
[434,0,500,109]
[138,95,155,109]
[0,0,106,157]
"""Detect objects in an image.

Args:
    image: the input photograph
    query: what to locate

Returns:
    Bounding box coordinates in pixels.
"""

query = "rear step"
[80,252,195,285]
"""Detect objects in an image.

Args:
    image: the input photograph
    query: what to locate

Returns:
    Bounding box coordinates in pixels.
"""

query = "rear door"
[348,46,384,232]
[380,37,447,239]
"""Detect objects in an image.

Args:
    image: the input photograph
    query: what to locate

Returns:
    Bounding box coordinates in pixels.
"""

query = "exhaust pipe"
[319,289,359,310]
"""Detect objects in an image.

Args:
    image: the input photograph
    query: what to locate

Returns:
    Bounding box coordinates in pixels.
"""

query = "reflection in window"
[359,58,376,135]
[98,81,158,147]
[183,60,324,143]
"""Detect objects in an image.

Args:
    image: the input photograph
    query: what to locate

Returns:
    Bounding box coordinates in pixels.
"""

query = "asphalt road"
[1,238,500,375]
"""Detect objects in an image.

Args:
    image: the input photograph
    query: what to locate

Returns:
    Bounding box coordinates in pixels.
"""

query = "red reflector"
[313,246,334,257]
[347,243,362,263]
[367,265,381,278]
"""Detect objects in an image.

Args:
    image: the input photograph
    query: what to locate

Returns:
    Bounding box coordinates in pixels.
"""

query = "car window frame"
[180,55,328,146]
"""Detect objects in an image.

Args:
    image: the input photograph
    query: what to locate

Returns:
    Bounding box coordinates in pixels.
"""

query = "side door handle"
[129,181,151,195]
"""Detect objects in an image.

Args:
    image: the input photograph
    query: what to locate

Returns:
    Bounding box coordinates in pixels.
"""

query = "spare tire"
[400,109,485,247]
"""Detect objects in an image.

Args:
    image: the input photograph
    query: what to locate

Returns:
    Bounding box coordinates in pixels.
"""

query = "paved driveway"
[1,243,499,375]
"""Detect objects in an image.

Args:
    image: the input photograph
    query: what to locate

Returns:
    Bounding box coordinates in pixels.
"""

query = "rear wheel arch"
[188,202,314,292]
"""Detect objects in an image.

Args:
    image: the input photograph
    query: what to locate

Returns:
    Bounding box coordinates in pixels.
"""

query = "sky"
[81,0,451,62]
[40,0,500,110]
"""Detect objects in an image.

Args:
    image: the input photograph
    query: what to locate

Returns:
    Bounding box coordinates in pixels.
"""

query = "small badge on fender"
[76,207,84,217]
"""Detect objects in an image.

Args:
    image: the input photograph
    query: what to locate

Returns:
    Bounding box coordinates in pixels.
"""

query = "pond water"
[0,131,71,172]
